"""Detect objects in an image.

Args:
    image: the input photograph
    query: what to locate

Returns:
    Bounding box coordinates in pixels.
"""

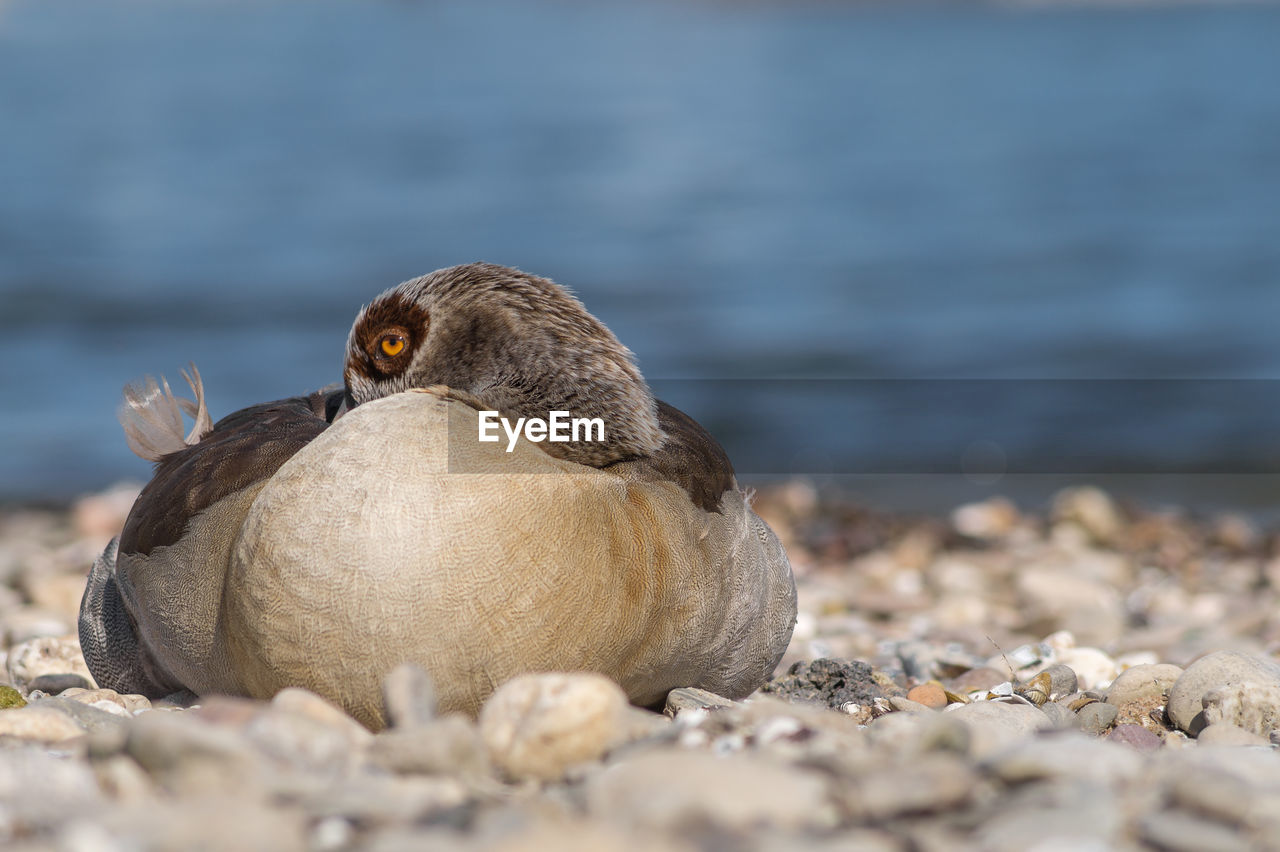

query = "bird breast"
[222,388,796,728]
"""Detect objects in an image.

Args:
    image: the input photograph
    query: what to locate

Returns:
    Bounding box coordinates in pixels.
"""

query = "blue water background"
[3,0,1280,512]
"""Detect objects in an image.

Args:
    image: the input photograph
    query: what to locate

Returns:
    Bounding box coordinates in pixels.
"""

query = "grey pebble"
[300,774,468,825]
[864,708,934,752]
[368,714,489,779]
[33,695,130,735]
[246,704,365,776]
[1167,651,1280,735]
[1196,723,1271,747]
[976,786,1126,851]
[26,673,93,694]
[586,749,833,832]
[1107,723,1162,751]
[836,753,976,822]
[125,710,267,795]
[1141,810,1254,852]
[1105,663,1183,707]
[1164,767,1267,826]
[887,695,934,714]
[943,701,1053,758]
[1077,701,1119,735]
[983,733,1143,786]
[914,714,972,755]
[1039,663,1079,699]
[0,747,103,831]
[95,793,308,852]
[1038,701,1075,728]
[382,663,437,729]
[664,686,738,716]
[1201,682,1280,738]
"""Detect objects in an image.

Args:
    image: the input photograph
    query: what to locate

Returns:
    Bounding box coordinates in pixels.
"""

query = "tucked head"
[343,263,663,467]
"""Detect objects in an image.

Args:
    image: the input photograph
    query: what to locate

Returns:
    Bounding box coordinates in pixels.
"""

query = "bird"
[80,263,797,729]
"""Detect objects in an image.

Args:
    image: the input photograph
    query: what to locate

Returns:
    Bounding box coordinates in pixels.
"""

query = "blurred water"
[2,0,1280,510]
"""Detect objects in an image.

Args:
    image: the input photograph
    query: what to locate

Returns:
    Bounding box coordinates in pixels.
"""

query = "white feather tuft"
[118,362,213,462]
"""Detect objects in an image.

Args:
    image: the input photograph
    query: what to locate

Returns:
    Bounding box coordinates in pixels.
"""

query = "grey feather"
[118,362,212,462]
[78,537,173,696]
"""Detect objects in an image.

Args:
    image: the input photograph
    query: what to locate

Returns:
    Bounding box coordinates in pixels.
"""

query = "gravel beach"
[5,480,1280,850]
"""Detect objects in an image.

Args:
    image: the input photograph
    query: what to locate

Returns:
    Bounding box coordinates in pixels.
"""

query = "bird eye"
[379,335,405,357]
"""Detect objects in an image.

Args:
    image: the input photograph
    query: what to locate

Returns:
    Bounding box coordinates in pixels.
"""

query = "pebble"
[1200,681,1280,738]
[1037,663,1079,699]
[61,687,150,714]
[1015,566,1125,647]
[1037,701,1075,729]
[247,697,369,775]
[864,708,940,752]
[5,635,97,692]
[888,695,935,714]
[1196,723,1272,747]
[942,701,1053,759]
[2,610,72,646]
[34,695,131,734]
[300,774,468,825]
[1053,647,1119,691]
[0,747,103,830]
[761,658,886,708]
[1105,663,1183,706]
[478,672,649,782]
[125,709,267,795]
[97,795,308,852]
[381,662,436,730]
[951,497,1020,539]
[905,682,947,709]
[1140,810,1254,852]
[0,704,86,741]
[1106,723,1162,752]
[912,713,972,754]
[24,672,92,694]
[975,788,1125,852]
[1166,650,1280,735]
[1051,485,1124,544]
[8,482,1280,849]
[982,734,1143,785]
[835,754,976,821]
[368,713,489,778]
[586,750,833,831]
[1076,700,1119,735]
[663,687,739,716]
[271,687,372,744]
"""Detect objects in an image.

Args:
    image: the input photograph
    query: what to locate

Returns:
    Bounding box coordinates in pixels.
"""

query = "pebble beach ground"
[5,481,1280,850]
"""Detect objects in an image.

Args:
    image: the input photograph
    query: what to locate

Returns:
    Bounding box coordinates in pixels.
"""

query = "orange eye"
[380,335,405,357]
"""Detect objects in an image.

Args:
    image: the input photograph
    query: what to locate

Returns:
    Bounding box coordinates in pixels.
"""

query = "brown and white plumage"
[344,262,663,468]
[80,263,796,728]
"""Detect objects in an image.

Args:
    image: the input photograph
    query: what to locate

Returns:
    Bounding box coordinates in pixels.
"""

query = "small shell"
[1069,695,1100,712]
[1015,671,1052,707]
[870,697,896,718]
[943,688,971,705]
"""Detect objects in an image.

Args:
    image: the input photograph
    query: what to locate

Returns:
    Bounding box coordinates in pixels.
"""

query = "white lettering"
[548,410,570,442]
[501,417,525,453]
[573,417,605,442]
[478,411,500,442]
[479,411,607,452]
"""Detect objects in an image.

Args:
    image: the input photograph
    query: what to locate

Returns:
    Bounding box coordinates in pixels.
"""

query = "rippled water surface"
[3,0,1279,510]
